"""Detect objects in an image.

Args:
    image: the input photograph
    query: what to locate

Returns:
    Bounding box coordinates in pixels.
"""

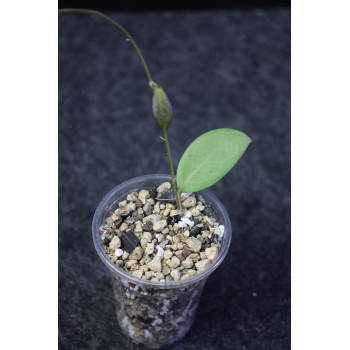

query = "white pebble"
[180,192,192,200]
[115,248,124,257]
[144,329,153,339]
[206,217,214,225]
[214,225,225,238]
[156,245,164,258]
[184,210,192,218]
[181,217,194,227]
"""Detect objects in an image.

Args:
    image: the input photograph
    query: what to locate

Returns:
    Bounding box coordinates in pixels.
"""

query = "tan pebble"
[182,196,197,208]
[145,271,153,279]
[147,256,162,272]
[180,274,190,280]
[197,204,205,211]
[138,190,150,204]
[134,223,143,233]
[129,246,144,260]
[132,269,144,279]
[111,213,120,222]
[125,260,138,268]
[189,207,201,216]
[153,220,168,232]
[141,276,147,280]
[162,265,170,275]
[167,256,181,269]
[146,198,155,205]
[119,223,128,232]
[173,223,179,232]
[109,236,121,250]
[142,214,161,224]
[186,237,202,253]
[156,272,164,280]
[166,203,175,209]
[188,253,200,262]
[160,204,166,210]
[177,243,183,250]
[142,232,152,240]
[170,210,179,216]
[183,230,190,238]
[200,252,207,260]
[118,200,127,208]
[157,182,171,193]
[181,258,193,269]
[163,250,173,260]
[130,263,140,271]
[195,259,211,272]
[154,202,160,214]
[170,243,178,250]
[177,234,186,242]
[140,265,149,271]
[205,246,218,261]
[162,227,169,234]
[187,269,197,277]
[140,238,148,249]
[109,255,118,263]
[126,202,136,211]
[145,243,155,255]
[170,269,181,281]
[163,208,170,216]
[115,260,124,268]
[122,251,129,260]
[127,192,138,201]
[151,277,159,282]
[175,250,183,256]
[172,236,180,243]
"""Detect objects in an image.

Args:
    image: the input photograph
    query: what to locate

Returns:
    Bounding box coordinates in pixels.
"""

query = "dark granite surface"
[58,8,290,349]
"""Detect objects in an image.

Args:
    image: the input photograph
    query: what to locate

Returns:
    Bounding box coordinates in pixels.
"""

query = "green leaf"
[176,128,252,192]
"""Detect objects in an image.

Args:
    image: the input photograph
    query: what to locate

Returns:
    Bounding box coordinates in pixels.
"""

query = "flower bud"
[152,85,172,132]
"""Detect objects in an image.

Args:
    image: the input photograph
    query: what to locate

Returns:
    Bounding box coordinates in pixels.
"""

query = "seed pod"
[152,85,172,132]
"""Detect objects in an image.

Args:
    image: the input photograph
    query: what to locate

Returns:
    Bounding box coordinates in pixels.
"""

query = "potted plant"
[59,9,251,349]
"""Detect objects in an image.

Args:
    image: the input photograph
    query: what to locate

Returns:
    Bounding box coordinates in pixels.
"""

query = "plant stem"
[163,131,182,210]
[59,8,182,209]
[59,8,153,84]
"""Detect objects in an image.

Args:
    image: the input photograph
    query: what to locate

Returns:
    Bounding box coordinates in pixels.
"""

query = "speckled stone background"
[58,8,290,350]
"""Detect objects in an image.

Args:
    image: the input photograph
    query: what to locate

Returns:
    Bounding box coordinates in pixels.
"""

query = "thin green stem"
[59,8,153,84]
[60,8,181,208]
[163,131,182,210]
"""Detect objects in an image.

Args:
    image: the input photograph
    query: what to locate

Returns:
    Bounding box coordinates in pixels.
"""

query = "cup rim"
[92,174,232,289]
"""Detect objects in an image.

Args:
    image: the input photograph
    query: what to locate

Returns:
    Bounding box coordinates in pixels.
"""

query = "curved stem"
[59,8,153,84]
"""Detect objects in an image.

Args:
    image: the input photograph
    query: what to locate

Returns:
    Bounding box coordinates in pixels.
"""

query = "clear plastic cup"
[92,174,232,348]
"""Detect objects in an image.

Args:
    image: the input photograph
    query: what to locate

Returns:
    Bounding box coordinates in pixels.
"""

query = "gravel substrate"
[99,181,225,282]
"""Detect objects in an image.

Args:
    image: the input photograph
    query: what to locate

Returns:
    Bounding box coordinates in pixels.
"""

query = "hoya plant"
[59,9,252,209]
